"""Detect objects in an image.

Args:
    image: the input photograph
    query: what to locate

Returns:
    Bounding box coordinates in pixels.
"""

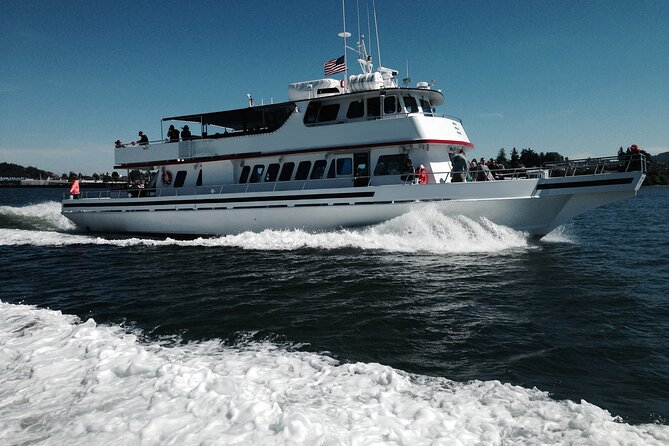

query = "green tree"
[496,148,508,166]
[509,148,521,168]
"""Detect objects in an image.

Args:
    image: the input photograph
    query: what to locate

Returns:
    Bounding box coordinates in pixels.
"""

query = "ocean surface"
[0,186,668,445]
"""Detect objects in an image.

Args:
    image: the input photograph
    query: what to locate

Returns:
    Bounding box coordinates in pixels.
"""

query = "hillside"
[653,151,669,163]
[0,162,55,179]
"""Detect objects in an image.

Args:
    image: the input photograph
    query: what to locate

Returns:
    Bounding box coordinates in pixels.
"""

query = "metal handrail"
[67,154,645,200]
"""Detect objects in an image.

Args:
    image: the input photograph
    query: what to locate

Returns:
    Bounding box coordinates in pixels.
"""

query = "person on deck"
[451,149,468,182]
[181,125,192,140]
[167,125,180,142]
[401,158,415,182]
[417,164,428,184]
[138,131,149,145]
[70,176,80,199]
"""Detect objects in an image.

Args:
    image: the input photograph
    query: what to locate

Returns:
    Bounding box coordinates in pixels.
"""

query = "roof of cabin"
[163,102,296,131]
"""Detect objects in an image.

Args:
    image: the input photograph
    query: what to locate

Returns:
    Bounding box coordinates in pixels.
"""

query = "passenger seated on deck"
[138,131,149,145]
[400,159,415,182]
[114,139,125,148]
[181,125,192,140]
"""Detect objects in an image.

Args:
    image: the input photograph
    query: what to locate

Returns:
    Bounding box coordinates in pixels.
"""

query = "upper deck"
[114,87,472,169]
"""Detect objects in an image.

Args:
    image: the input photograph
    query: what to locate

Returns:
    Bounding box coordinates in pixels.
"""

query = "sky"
[1,0,668,175]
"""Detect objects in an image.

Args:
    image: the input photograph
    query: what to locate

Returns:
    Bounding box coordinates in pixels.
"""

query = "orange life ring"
[161,170,173,185]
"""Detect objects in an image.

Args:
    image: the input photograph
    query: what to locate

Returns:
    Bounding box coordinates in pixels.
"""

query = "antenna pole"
[372,0,381,68]
[342,0,348,86]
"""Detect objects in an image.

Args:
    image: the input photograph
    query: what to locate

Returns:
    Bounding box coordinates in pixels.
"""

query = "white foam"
[0,206,530,254]
[1,301,667,445]
[0,201,76,231]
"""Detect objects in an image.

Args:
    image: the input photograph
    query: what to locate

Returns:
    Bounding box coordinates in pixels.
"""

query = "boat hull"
[62,171,644,238]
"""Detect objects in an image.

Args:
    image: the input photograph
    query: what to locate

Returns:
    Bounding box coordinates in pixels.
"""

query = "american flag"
[323,55,346,76]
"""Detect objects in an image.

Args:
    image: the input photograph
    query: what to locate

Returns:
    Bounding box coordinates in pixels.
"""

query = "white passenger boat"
[61,39,645,238]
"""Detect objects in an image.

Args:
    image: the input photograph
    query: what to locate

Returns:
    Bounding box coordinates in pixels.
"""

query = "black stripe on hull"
[536,177,634,190]
[63,191,376,209]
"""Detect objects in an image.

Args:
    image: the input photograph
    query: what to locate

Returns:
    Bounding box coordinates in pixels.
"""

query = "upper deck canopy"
[163,102,296,131]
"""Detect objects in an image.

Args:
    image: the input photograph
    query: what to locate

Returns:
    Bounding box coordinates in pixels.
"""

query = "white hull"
[63,171,644,238]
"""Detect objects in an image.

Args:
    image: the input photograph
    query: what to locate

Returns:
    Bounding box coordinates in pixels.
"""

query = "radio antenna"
[372,0,381,68]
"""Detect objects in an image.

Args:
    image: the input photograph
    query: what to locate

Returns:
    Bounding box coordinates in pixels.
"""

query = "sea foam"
[0,203,531,253]
[0,301,667,445]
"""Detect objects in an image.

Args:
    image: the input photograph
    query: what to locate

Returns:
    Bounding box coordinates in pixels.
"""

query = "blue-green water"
[1,187,668,444]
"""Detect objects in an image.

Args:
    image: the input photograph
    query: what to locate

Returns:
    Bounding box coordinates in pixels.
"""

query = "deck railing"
[68,154,645,200]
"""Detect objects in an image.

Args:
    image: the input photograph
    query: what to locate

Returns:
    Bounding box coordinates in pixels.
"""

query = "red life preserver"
[161,170,173,185]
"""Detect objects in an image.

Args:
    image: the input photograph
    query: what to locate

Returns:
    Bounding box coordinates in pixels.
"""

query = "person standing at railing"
[629,144,642,171]
[417,165,428,184]
[451,149,468,182]
[70,176,80,199]
[181,125,192,140]
[167,125,180,142]
[138,131,149,145]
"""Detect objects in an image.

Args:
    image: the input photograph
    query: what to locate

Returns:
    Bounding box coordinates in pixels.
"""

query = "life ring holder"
[161,170,173,186]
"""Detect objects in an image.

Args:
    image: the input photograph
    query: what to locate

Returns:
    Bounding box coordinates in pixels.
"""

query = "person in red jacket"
[417,164,428,184]
[70,176,80,199]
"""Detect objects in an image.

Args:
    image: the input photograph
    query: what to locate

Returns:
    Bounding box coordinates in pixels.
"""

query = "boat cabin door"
[354,152,370,187]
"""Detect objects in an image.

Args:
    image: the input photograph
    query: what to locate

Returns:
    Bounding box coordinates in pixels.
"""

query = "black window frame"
[279,162,295,181]
[249,164,264,183]
[265,163,280,182]
[239,165,250,184]
[304,102,320,124]
[317,103,340,122]
[367,97,381,118]
[374,154,408,176]
[336,158,353,176]
[310,160,328,179]
[295,160,312,180]
[384,96,397,114]
[346,99,364,119]
[174,170,187,188]
[403,95,418,113]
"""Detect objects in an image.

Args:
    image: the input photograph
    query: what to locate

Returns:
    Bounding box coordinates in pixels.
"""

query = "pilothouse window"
[384,96,397,114]
[420,99,433,116]
[337,158,353,176]
[310,160,327,179]
[239,166,250,183]
[403,96,418,113]
[367,97,380,118]
[304,102,320,124]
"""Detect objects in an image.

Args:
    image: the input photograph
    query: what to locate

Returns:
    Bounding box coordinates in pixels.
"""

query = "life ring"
[161,170,173,185]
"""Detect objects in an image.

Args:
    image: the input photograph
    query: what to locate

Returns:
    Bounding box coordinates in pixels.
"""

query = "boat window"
[310,160,328,179]
[239,165,250,183]
[174,170,187,188]
[327,159,336,178]
[317,103,340,122]
[367,97,380,118]
[384,96,396,114]
[196,170,203,186]
[304,102,320,124]
[295,161,312,180]
[317,87,340,95]
[374,154,408,175]
[279,162,295,181]
[403,96,418,113]
[249,164,264,183]
[337,158,353,176]
[265,163,280,182]
[420,99,433,116]
[347,99,364,118]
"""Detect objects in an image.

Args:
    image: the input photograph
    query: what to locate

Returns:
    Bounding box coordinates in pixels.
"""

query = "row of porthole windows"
[239,158,353,184]
[304,95,433,124]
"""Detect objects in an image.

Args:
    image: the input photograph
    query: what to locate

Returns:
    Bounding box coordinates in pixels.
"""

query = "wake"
[0,202,570,252]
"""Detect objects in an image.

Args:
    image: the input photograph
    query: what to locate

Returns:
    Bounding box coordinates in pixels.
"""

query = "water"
[1,186,668,445]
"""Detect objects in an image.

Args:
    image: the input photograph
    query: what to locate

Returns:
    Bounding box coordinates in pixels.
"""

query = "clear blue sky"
[1,0,668,175]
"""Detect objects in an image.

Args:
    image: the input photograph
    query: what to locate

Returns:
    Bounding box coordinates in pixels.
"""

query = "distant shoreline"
[0,180,127,189]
